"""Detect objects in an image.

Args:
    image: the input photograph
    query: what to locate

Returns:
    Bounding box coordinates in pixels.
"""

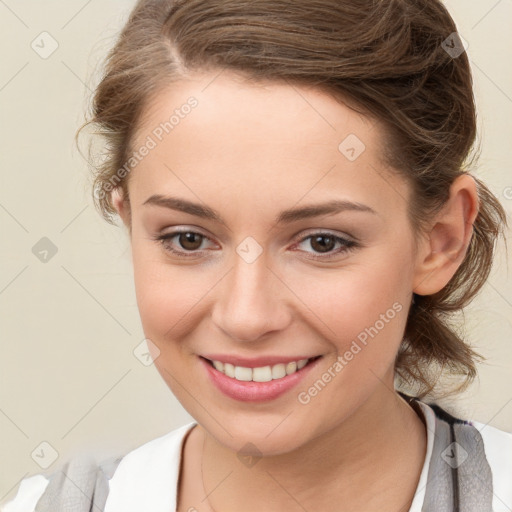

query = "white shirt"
[2,401,511,511]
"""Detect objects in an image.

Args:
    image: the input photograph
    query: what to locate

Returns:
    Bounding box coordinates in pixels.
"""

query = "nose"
[210,251,292,343]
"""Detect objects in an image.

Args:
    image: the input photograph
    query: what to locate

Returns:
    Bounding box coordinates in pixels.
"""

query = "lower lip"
[200,356,321,402]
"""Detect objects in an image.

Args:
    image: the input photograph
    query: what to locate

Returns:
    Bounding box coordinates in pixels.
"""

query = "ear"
[413,174,480,295]
[111,187,131,230]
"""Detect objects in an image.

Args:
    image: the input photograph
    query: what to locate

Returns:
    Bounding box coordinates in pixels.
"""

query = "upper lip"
[200,354,321,368]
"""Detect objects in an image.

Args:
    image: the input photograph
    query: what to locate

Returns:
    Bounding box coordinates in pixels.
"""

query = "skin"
[112,70,479,512]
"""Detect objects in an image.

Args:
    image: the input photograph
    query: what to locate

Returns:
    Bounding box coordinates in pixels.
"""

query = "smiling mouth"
[201,355,322,382]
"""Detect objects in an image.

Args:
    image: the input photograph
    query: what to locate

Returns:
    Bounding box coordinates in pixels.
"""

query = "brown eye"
[154,229,214,258]
[293,231,359,260]
[178,232,204,251]
[309,234,336,253]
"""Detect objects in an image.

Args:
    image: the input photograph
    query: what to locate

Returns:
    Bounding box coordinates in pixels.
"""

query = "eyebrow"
[142,194,378,225]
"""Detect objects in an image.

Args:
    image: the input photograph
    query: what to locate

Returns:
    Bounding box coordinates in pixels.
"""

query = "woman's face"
[118,71,424,454]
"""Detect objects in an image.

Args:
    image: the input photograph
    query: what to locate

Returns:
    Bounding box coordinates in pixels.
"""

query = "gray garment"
[34,455,122,512]
[32,398,494,512]
[420,403,493,511]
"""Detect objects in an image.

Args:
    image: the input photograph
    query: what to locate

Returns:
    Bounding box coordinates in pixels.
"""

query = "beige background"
[0,0,511,503]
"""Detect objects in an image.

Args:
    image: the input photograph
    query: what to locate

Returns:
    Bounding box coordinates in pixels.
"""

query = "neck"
[192,386,426,512]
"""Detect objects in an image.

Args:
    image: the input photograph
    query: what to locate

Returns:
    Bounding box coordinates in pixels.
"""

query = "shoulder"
[1,475,49,512]
[103,421,196,511]
[0,454,122,512]
[1,422,196,512]
[468,417,512,509]
[421,399,512,511]
[425,399,512,458]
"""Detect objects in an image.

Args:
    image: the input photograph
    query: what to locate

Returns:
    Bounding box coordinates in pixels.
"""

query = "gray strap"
[422,412,493,511]
[455,422,494,511]
[92,457,123,511]
[34,455,123,512]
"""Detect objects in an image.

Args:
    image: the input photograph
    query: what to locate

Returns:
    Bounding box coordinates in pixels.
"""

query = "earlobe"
[413,174,480,296]
[111,187,131,228]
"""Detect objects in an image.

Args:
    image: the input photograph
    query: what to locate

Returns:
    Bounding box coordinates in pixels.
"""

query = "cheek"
[130,242,211,345]
[290,261,412,415]
[284,248,413,363]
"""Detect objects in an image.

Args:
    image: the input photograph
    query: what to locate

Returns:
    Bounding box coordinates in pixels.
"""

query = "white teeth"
[224,363,235,378]
[285,361,297,375]
[297,359,308,369]
[253,366,272,382]
[271,364,286,379]
[234,366,252,381]
[210,358,314,382]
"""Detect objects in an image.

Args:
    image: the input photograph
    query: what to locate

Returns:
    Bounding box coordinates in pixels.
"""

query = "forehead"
[128,71,410,219]
[135,71,377,149]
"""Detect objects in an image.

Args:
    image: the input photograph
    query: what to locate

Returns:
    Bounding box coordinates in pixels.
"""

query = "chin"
[198,409,329,458]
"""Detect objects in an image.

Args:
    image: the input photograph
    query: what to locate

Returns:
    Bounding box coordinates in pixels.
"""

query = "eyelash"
[153,229,359,261]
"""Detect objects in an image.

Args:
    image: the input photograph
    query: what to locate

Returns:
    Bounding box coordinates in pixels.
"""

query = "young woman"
[3,1,511,511]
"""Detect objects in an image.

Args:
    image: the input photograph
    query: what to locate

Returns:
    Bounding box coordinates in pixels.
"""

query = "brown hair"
[79,0,508,399]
